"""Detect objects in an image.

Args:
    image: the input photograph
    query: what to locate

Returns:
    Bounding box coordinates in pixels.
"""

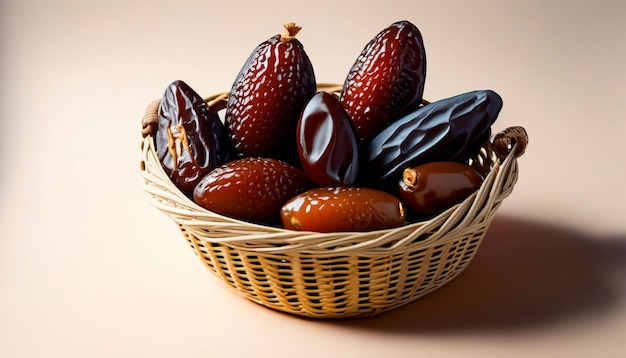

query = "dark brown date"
[364,90,502,184]
[296,91,359,186]
[193,157,312,225]
[340,20,426,143]
[225,23,316,160]
[398,161,483,215]
[281,187,406,232]
[156,80,232,197]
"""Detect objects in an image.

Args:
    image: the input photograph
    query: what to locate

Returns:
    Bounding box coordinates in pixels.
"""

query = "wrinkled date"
[156,80,232,197]
[364,90,503,184]
[193,157,312,225]
[225,23,316,161]
[398,161,483,215]
[281,187,406,232]
[297,92,360,186]
[340,20,426,143]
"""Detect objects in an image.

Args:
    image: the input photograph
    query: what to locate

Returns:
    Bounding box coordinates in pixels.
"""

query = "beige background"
[1,0,625,357]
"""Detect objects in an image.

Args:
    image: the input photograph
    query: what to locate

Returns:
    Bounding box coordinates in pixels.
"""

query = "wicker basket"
[139,84,528,319]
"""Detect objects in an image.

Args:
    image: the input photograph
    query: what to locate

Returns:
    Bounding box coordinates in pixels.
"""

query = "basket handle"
[492,126,528,160]
[141,100,160,138]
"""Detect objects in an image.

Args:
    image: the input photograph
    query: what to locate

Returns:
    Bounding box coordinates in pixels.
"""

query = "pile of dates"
[148,21,504,233]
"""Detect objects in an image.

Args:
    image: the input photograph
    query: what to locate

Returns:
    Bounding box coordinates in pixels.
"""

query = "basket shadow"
[331,215,626,334]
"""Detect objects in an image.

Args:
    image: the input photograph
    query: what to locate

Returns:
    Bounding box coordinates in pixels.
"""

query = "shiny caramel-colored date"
[281,187,406,232]
[398,161,483,215]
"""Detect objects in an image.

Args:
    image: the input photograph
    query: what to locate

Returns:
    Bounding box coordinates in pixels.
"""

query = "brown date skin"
[193,157,312,225]
[281,187,406,232]
[398,161,483,215]
[156,80,233,197]
[340,20,426,143]
[297,92,360,187]
[225,23,316,161]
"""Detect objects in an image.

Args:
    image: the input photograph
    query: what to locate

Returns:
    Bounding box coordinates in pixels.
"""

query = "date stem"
[280,22,301,42]
[402,168,418,191]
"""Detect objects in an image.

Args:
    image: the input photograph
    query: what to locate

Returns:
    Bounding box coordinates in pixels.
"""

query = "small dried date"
[193,157,312,225]
[156,80,232,197]
[364,90,503,184]
[281,187,406,232]
[398,161,483,215]
[296,91,359,187]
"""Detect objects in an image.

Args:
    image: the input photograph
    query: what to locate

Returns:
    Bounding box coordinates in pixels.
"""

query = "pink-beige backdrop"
[1,0,625,357]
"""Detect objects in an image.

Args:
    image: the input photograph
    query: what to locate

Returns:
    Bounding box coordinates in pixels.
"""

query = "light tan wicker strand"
[140,91,528,318]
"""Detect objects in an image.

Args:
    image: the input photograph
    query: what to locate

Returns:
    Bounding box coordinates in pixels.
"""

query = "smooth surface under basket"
[139,87,528,319]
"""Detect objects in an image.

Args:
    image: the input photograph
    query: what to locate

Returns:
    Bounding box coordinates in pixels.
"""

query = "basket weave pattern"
[140,89,527,318]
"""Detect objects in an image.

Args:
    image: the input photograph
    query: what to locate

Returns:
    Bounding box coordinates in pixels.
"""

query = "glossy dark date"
[297,92,359,186]
[340,20,426,143]
[225,23,316,161]
[281,187,406,232]
[364,90,503,184]
[156,80,232,196]
[398,161,483,214]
